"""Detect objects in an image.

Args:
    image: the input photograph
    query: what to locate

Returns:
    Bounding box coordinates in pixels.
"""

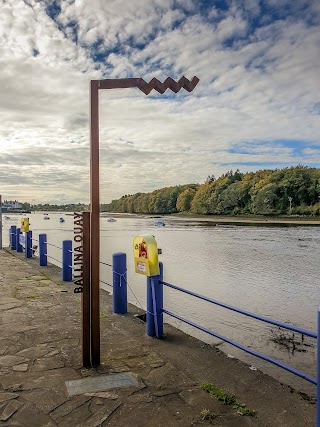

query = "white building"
[2,200,22,211]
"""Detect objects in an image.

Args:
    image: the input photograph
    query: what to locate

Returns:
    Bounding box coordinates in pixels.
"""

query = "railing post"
[158,262,164,338]
[151,262,163,338]
[16,228,22,253]
[146,276,155,337]
[317,307,320,427]
[10,226,17,250]
[146,262,163,338]
[39,234,47,266]
[112,252,127,314]
[25,231,32,259]
[62,240,72,282]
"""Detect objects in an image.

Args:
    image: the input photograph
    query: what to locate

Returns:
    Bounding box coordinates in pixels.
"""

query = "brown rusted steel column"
[82,211,91,367]
[90,81,101,366]
[88,76,199,367]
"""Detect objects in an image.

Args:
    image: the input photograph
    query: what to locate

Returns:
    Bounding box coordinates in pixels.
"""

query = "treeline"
[102,166,320,216]
[102,184,199,214]
[32,203,89,212]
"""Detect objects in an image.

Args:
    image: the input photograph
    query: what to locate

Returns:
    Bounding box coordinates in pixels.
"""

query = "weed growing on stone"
[200,383,256,417]
[100,311,108,318]
[36,282,49,287]
[236,405,256,416]
[200,408,216,423]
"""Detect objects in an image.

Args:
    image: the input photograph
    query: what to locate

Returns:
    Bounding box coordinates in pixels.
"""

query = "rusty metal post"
[0,195,2,250]
[89,76,199,367]
[90,81,101,366]
[82,212,91,367]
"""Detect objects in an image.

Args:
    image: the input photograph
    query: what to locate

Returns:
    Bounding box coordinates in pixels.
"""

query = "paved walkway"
[0,249,316,426]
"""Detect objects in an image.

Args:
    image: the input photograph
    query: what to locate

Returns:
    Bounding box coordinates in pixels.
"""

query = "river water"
[2,212,319,395]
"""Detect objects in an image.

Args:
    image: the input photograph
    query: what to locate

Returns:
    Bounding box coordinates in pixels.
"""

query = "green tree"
[176,188,196,212]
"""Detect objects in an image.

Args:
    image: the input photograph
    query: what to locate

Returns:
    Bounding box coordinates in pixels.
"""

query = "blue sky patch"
[45,1,61,21]
[228,140,319,157]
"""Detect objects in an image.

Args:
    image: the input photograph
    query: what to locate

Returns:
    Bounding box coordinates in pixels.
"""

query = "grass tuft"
[200,408,216,423]
[100,311,108,318]
[200,383,256,417]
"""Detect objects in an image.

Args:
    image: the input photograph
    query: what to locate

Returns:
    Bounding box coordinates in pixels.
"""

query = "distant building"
[2,200,22,211]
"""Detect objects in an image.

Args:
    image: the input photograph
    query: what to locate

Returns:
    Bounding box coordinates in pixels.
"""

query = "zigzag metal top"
[94,76,199,95]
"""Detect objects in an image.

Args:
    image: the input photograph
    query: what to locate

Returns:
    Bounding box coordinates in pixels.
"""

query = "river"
[2,212,319,396]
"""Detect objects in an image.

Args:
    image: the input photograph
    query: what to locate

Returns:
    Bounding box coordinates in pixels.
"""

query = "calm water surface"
[3,212,319,395]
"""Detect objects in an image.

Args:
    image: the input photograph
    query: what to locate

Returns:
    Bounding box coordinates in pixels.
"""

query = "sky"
[0,0,319,204]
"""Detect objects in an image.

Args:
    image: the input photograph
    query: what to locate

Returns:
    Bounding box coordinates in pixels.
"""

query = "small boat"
[59,217,65,223]
[107,218,117,222]
[154,221,165,227]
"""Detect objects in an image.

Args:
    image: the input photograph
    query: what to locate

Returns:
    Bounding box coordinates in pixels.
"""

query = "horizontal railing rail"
[159,272,320,425]
[160,278,317,385]
[161,280,317,339]
[45,241,62,250]
[162,308,316,385]
[142,264,319,426]
[100,261,112,267]
[8,225,72,282]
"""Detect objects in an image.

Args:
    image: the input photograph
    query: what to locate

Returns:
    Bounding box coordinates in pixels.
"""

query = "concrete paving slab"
[0,345,8,355]
[75,400,121,427]
[144,362,195,389]
[0,399,23,421]
[66,373,140,396]
[13,364,29,372]
[0,392,19,404]
[22,386,68,414]
[84,391,119,400]
[0,355,29,367]
[16,346,51,359]
[50,395,91,420]
[12,402,58,427]
[53,400,92,427]
[0,300,24,311]
[30,356,65,372]
[0,368,81,391]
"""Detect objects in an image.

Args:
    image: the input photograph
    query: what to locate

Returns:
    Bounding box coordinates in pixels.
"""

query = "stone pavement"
[0,249,316,426]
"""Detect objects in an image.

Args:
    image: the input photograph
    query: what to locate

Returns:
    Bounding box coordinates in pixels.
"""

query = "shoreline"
[7,211,320,225]
[102,212,320,225]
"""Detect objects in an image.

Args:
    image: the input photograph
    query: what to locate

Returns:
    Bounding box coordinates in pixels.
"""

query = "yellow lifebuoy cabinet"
[133,235,160,276]
[20,217,30,232]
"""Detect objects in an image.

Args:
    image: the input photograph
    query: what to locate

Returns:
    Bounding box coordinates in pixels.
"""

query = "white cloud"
[0,0,319,203]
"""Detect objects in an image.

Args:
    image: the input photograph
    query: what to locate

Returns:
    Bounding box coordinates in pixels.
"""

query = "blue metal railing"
[139,265,319,425]
[9,226,128,312]
[161,280,317,338]
[160,278,317,384]
[9,225,72,282]
[162,309,316,384]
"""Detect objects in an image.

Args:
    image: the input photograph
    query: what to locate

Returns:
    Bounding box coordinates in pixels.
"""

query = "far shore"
[101,211,320,225]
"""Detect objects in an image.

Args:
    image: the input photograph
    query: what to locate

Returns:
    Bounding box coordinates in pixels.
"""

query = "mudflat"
[103,211,320,225]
